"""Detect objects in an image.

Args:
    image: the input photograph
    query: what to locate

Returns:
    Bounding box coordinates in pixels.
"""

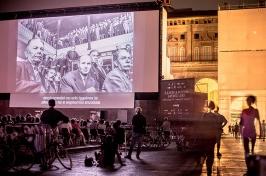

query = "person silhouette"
[214,106,227,158]
[200,101,220,176]
[240,95,262,168]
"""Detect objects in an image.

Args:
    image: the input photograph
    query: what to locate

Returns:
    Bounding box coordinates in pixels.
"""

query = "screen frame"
[0,2,162,108]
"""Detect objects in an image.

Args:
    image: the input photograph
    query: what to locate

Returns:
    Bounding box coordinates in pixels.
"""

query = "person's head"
[48,99,55,108]
[105,121,110,127]
[113,121,118,129]
[78,55,92,76]
[89,50,99,63]
[35,117,40,123]
[164,117,168,121]
[54,72,61,82]
[113,49,132,72]
[71,118,75,124]
[125,44,131,51]
[25,38,44,66]
[135,107,142,114]
[45,68,56,81]
[246,95,256,107]
[116,120,121,126]
[208,101,215,111]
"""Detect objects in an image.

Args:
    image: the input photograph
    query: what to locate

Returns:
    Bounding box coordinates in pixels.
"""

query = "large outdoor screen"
[0,10,159,108]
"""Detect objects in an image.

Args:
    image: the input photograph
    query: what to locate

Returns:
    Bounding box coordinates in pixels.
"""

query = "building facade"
[167,11,218,104]
[218,7,266,127]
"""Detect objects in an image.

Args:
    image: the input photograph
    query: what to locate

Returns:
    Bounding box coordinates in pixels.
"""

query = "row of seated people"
[58,118,115,147]
[0,114,128,148]
[0,114,40,125]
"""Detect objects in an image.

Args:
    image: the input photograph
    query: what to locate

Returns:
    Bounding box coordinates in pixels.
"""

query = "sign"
[160,78,195,120]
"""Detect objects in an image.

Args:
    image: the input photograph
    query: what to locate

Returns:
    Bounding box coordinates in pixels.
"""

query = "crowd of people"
[2,95,265,174]
[20,12,133,49]
[16,37,133,93]
[228,122,240,138]
[0,111,125,148]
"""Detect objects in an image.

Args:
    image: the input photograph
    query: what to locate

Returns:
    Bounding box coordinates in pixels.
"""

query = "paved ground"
[4,136,266,176]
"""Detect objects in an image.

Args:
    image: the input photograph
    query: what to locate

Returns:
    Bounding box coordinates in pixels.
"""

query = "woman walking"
[240,95,262,168]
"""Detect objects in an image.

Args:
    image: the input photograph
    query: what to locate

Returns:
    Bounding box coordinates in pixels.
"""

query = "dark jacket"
[132,113,146,134]
[40,108,69,129]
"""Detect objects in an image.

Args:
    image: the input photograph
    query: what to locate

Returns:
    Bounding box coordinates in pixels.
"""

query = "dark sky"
[169,0,218,10]
[0,0,218,12]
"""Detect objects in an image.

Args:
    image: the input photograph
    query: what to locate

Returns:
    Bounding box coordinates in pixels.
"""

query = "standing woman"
[240,95,262,159]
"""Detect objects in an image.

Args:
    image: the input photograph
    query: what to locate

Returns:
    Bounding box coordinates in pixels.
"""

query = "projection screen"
[0,10,159,108]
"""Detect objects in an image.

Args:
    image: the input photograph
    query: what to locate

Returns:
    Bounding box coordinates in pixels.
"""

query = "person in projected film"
[16,12,134,93]
[16,38,45,93]
[61,55,99,93]
[102,48,133,92]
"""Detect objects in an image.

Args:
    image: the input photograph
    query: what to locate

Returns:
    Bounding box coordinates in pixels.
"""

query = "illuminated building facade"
[219,6,266,126]
[167,10,218,104]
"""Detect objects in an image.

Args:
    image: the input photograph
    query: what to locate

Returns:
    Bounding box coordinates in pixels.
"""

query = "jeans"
[128,132,143,157]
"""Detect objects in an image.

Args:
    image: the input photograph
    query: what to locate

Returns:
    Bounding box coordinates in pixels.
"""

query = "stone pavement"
[4,136,266,176]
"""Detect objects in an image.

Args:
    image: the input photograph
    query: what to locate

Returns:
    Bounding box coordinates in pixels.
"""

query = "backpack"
[116,128,125,144]
[84,155,94,167]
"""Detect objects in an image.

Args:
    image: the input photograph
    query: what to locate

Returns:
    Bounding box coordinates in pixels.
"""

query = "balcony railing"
[169,55,218,62]
[219,1,266,10]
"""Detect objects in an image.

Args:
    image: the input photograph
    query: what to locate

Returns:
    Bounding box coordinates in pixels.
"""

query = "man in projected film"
[89,50,106,91]
[60,54,99,93]
[16,38,45,93]
[102,48,133,92]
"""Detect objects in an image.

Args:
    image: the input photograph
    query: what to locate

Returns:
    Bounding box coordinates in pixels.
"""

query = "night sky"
[168,0,218,10]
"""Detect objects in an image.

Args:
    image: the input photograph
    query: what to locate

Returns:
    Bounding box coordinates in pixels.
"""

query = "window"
[194,33,200,39]
[178,47,186,62]
[215,33,218,39]
[168,46,178,61]
[202,46,212,61]
[193,47,200,61]
[174,21,177,25]
[180,34,185,40]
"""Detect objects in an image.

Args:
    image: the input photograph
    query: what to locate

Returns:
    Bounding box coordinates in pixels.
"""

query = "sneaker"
[125,155,132,159]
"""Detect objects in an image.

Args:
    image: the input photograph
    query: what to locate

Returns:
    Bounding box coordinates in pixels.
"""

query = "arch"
[202,46,212,61]
[193,47,200,61]
[195,78,218,105]
[178,47,186,61]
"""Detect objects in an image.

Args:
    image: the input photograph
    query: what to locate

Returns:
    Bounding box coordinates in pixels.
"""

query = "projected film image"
[16,12,134,94]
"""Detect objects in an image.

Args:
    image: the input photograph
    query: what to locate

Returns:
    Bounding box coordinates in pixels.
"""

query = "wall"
[218,8,266,126]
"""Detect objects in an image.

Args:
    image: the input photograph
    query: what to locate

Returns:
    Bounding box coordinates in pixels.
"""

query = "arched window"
[193,47,200,61]
[178,47,186,62]
[202,46,212,61]
[168,46,178,61]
